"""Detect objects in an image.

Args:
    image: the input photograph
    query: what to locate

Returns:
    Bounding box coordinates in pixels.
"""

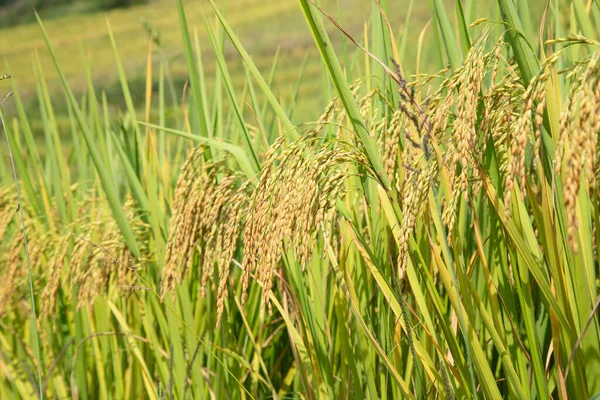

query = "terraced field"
[0,0,430,124]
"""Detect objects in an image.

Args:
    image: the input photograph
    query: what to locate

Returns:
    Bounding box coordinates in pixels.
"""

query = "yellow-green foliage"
[0,0,599,399]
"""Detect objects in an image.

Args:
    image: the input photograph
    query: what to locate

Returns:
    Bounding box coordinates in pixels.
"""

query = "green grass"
[0,0,599,399]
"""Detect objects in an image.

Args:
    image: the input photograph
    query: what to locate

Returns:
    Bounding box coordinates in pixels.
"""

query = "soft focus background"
[1,0,430,132]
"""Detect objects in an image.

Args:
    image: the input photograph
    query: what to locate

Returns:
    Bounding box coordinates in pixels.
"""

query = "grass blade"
[36,13,141,258]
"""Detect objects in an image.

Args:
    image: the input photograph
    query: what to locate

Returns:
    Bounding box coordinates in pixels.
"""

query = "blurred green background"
[0,0,550,132]
[0,0,432,131]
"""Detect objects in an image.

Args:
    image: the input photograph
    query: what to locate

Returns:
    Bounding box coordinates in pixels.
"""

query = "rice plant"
[0,0,599,399]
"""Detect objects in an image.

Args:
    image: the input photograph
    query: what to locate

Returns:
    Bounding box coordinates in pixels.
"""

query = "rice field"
[1,0,600,398]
